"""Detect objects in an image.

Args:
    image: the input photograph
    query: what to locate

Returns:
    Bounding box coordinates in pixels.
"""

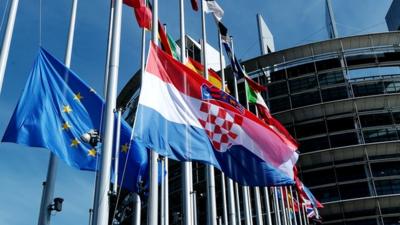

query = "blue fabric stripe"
[134,104,294,186]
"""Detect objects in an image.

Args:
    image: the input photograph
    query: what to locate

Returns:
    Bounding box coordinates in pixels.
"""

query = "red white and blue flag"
[133,43,298,186]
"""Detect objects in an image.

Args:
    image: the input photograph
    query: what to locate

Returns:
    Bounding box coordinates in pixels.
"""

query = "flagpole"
[273,187,282,225]
[235,182,242,225]
[132,193,141,225]
[295,190,302,225]
[0,0,19,94]
[148,0,160,224]
[180,0,194,223]
[200,1,217,225]
[37,1,77,225]
[284,187,292,225]
[113,108,122,194]
[92,0,123,224]
[161,157,166,225]
[289,186,298,225]
[279,187,288,225]
[218,32,230,225]
[254,187,263,225]
[263,187,273,225]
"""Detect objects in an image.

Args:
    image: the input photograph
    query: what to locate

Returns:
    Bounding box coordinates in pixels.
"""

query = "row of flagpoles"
[0,0,323,225]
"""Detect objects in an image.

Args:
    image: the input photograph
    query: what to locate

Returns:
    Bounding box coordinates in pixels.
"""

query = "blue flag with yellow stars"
[2,48,148,192]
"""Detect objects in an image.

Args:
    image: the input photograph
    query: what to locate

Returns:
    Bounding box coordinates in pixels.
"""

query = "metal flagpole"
[132,193,141,225]
[294,190,302,225]
[279,187,288,225]
[235,183,242,225]
[161,158,166,225]
[254,187,263,225]
[165,158,169,225]
[0,0,19,94]
[217,32,229,225]
[37,1,77,225]
[193,191,198,225]
[301,204,308,225]
[289,186,298,225]
[113,108,122,194]
[273,187,282,225]
[263,187,273,225]
[200,0,217,224]
[180,0,194,224]
[92,0,123,223]
[284,187,292,225]
[148,0,160,224]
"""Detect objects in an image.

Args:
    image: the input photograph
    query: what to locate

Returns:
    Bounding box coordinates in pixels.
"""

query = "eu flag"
[2,48,148,192]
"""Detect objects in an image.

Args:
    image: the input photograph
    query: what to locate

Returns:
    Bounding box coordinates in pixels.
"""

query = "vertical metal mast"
[180,0,194,224]
[148,0,159,224]
[263,187,273,225]
[37,1,77,225]
[201,1,217,224]
[0,0,19,94]
[92,0,123,224]
[326,0,339,39]
[218,32,233,225]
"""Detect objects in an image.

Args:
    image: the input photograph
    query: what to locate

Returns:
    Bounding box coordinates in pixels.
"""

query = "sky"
[0,0,392,224]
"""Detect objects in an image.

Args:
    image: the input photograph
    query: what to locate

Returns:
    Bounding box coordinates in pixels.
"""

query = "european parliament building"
[116,29,400,224]
[234,31,400,225]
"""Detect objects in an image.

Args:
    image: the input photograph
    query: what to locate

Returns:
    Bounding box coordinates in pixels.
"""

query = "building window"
[312,186,340,202]
[384,80,400,93]
[289,75,318,93]
[352,82,384,97]
[336,165,367,182]
[291,91,321,108]
[270,70,286,82]
[321,86,349,102]
[299,136,330,152]
[286,62,315,79]
[330,132,359,148]
[295,120,326,138]
[315,58,341,71]
[318,71,345,86]
[360,113,393,127]
[302,168,336,186]
[371,161,400,177]
[269,96,291,112]
[327,117,355,132]
[339,182,370,200]
[268,81,288,97]
[375,179,400,195]
[363,128,398,143]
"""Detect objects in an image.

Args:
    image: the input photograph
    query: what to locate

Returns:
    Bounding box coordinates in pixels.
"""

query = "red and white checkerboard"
[198,102,243,152]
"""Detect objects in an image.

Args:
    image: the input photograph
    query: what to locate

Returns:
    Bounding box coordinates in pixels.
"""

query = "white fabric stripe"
[138,71,296,178]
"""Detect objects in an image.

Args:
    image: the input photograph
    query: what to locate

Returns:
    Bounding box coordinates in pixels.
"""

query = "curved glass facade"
[239,32,400,225]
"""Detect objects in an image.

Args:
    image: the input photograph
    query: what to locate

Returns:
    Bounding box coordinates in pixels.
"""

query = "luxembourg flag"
[133,42,298,186]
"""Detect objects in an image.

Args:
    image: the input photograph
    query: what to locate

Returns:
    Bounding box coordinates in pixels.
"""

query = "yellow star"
[73,92,83,102]
[62,121,71,130]
[121,143,129,153]
[71,138,80,148]
[89,88,96,94]
[88,149,97,157]
[62,105,72,113]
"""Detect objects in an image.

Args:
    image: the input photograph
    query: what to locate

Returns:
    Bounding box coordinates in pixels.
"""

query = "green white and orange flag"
[245,76,299,149]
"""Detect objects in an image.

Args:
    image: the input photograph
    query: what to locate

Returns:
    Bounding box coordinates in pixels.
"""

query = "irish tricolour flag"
[133,43,298,186]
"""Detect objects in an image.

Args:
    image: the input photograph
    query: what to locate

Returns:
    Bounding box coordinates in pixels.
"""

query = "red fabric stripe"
[158,22,173,56]
[245,76,266,92]
[190,0,199,11]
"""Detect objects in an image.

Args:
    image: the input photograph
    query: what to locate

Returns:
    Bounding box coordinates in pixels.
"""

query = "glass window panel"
[360,113,393,127]
[375,179,400,195]
[302,169,336,186]
[384,217,400,225]
[286,62,315,79]
[289,75,317,93]
[295,121,326,138]
[371,161,400,177]
[327,117,355,132]
[299,136,330,152]
[384,80,400,93]
[321,86,349,102]
[269,96,291,113]
[312,186,340,202]
[315,58,341,71]
[346,219,379,225]
[318,71,345,86]
[268,81,288,97]
[352,82,384,97]
[363,128,398,143]
[330,132,359,147]
[336,165,366,182]
[393,112,400,124]
[339,182,370,200]
[270,70,286,82]
[346,55,376,69]
[291,91,321,108]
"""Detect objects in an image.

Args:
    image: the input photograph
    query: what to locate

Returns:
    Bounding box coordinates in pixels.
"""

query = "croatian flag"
[133,43,298,186]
